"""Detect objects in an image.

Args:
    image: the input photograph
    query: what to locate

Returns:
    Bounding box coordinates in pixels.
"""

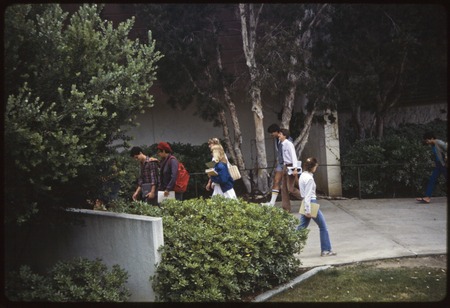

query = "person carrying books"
[208,144,237,199]
[297,157,337,257]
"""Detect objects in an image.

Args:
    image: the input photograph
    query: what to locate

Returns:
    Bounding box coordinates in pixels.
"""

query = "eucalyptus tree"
[256,3,337,156]
[4,4,163,224]
[238,3,270,194]
[135,3,254,192]
[328,4,447,140]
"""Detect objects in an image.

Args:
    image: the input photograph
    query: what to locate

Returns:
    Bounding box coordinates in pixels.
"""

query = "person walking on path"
[157,142,183,201]
[416,132,447,204]
[264,124,286,206]
[297,157,337,257]
[279,128,301,212]
[130,146,159,205]
[208,144,237,199]
[205,138,227,196]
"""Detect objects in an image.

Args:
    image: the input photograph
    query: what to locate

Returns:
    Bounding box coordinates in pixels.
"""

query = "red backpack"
[170,156,190,193]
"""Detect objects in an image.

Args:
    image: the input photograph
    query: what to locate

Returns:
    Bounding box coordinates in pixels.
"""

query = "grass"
[267,263,447,302]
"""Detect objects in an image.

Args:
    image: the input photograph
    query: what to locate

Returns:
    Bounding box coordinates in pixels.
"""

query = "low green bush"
[5,258,130,302]
[341,131,447,198]
[340,119,448,198]
[109,197,308,302]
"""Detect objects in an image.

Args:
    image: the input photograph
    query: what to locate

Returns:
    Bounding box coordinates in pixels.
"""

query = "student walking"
[157,142,183,201]
[416,132,447,204]
[205,138,227,196]
[208,144,237,199]
[130,146,159,205]
[279,128,301,212]
[297,157,337,257]
[264,124,285,206]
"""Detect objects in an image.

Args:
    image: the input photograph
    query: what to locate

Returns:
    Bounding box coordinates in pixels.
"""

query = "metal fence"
[186,162,443,200]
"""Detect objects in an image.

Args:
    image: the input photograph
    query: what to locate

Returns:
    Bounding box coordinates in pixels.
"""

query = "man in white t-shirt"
[279,128,302,212]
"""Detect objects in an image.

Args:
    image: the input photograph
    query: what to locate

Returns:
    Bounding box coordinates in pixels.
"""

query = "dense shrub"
[109,197,308,302]
[341,119,447,198]
[4,4,162,225]
[5,258,130,302]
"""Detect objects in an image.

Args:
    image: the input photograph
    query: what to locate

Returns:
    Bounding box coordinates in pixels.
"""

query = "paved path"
[276,197,447,268]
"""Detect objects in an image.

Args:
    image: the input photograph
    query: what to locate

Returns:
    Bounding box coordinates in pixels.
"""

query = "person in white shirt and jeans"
[279,129,302,212]
[298,157,337,257]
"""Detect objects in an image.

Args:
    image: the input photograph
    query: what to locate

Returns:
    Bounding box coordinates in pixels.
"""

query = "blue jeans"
[297,200,332,252]
[425,164,447,197]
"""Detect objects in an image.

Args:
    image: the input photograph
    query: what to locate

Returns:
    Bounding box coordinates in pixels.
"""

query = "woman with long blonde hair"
[207,143,237,199]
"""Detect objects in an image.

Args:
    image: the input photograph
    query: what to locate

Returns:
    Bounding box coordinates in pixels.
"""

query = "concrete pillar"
[322,109,342,197]
[301,109,342,197]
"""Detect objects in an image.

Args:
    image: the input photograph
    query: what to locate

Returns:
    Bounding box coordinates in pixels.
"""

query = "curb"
[252,265,332,302]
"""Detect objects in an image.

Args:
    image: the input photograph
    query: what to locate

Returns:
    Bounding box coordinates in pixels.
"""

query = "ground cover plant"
[268,256,447,302]
[5,257,130,302]
[109,197,308,301]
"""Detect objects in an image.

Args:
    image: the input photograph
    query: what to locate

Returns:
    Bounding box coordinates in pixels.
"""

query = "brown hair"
[303,157,318,172]
[279,128,290,138]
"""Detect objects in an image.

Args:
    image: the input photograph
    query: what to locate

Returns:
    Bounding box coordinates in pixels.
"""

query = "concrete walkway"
[282,196,447,268]
[254,197,447,302]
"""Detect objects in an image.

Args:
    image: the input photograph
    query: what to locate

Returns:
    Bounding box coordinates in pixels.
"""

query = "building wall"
[126,90,281,172]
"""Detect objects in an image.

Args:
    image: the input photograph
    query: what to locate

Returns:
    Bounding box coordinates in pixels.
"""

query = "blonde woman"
[208,144,237,199]
[205,138,227,193]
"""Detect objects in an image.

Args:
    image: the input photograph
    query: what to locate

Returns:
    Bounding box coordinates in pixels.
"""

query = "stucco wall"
[5,210,164,302]
[126,94,280,171]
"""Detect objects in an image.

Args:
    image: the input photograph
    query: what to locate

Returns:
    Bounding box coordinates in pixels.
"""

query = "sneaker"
[321,250,337,257]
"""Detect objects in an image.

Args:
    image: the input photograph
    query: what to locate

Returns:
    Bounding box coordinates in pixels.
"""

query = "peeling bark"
[239,3,269,194]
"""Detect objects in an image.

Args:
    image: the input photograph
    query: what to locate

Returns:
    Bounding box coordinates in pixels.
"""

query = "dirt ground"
[346,254,447,269]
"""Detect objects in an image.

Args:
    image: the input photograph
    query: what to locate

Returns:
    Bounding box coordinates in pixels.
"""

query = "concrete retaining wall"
[4,209,164,302]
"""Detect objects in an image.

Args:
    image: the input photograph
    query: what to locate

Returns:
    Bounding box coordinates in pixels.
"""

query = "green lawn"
[268,264,447,302]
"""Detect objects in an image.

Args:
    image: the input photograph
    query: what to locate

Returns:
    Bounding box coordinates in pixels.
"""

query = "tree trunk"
[213,29,252,192]
[294,72,338,156]
[352,104,365,140]
[239,3,270,194]
[280,71,297,130]
[293,105,316,157]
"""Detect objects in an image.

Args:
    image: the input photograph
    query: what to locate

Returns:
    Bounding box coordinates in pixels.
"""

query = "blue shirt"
[210,162,234,193]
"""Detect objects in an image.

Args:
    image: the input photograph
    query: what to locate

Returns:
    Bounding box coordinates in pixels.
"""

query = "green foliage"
[258,4,337,111]
[134,4,229,125]
[109,197,308,302]
[341,120,447,198]
[5,258,130,302]
[330,4,446,139]
[4,4,163,224]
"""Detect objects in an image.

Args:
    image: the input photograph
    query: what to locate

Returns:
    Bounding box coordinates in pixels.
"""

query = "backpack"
[169,156,190,193]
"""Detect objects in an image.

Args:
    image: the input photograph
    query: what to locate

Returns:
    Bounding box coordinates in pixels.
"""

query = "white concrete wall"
[5,210,164,302]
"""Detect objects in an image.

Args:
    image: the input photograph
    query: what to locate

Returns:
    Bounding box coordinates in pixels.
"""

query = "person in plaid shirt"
[130,146,159,205]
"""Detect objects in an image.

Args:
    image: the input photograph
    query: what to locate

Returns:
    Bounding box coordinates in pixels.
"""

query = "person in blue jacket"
[209,144,237,199]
